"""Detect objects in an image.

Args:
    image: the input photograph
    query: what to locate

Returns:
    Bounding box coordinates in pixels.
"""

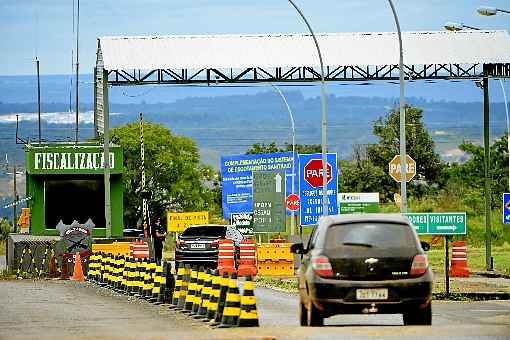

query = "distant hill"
[1,80,508,222]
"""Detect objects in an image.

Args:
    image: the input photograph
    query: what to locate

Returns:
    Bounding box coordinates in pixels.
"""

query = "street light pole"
[500,80,510,191]
[287,0,329,218]
[269,84,296,235]
[387,0,407,213]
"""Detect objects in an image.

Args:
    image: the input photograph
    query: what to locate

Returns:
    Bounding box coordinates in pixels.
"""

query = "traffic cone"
[169,263,184,309]
[195,269,212,319]
[192,266,205,314]
[128,257,137,294]
[136,260,147,297]
[48,252,59,279]
[110,255,118,289]
[60,254,70,280]
[129,259,141,296]
[211,271,230,326]
[142,261,152,298]
[238,275,259,327]
[183,266,198,313]
[206,270,221,321]
[163,261,175,305]
[155,261,171,305]
[175,264,191,310]
[217,272,241,328]
[70,252,85,281]
[98,253,106,286]
[119,256,127,292]
[86,252,95,282]
[150,262,164,302]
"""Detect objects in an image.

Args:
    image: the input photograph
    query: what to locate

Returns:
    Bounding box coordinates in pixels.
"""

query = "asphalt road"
[255,286,510,338]
[0,280,509,339]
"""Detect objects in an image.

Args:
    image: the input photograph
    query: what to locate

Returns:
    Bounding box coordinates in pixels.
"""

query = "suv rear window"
[324,222,416,250]
[181,226,226,237]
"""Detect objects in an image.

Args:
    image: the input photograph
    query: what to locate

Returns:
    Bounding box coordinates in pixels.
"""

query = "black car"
[175,224,244,269]
[123,228,144,238]
[291,214,433,327]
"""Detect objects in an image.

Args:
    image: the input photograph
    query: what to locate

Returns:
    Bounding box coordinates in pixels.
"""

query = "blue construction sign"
[220,152,298,220]
[503,193,510,224]
[299,153,338,226]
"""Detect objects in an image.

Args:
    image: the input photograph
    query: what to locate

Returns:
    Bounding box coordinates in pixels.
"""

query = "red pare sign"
[286,194,300,211]
[304,159,332,188]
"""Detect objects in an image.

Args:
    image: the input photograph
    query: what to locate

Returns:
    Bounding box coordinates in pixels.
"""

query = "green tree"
[366,105,444,201]
[446,134,508,207]
[246,142,321,154]
[0,218,11,241]
[110,122,217,227]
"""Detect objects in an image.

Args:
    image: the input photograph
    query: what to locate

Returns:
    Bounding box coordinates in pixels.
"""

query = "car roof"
[318,213,411,229]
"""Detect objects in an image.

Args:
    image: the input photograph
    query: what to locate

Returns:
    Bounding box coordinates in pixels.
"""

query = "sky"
[1,0,509,76]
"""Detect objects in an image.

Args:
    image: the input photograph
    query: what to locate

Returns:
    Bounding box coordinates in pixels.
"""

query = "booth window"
[44,179,106,229]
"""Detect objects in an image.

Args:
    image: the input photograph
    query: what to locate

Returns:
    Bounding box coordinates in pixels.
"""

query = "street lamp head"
[444,22,464,31]
[477,6,498,16]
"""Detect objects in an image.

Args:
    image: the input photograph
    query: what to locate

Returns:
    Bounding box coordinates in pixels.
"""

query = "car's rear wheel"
[299,301,307,326]
[306,301,324,327]
[403,303,432,325]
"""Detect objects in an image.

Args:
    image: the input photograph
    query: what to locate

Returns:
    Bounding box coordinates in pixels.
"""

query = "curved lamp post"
[387,0,408,213]
[269,84,297,235]
[444,22,480,31]
[444,23,510,190]
[287,0,329,218]
[477,6,510,16]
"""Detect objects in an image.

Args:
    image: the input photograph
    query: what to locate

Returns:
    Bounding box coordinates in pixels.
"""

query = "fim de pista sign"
[26,144,123,174]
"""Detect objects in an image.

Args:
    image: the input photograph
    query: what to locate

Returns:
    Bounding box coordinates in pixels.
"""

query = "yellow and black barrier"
[84,245,260,328]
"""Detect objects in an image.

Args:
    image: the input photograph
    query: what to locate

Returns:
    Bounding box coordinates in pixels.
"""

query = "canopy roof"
[98,30,510,71]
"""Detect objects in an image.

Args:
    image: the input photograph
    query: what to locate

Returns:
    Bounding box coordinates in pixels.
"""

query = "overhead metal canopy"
[96,30,510,86]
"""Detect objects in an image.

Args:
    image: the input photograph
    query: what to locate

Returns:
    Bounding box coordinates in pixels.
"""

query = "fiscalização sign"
[25,144,123,175]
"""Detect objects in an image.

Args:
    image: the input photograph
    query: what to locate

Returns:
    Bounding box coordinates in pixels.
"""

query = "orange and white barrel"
[217,238,236,275]
[449,241,469,277]
[130,241,150,259]
[237,238,257,277]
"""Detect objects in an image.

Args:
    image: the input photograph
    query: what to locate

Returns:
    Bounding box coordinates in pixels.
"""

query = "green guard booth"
[24,142,124,237]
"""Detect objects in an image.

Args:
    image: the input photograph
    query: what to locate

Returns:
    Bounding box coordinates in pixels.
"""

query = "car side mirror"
[290,243,305,254]
[420,241,430,251]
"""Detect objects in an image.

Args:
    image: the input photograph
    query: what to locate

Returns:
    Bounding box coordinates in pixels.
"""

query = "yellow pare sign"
[167,211,209,232]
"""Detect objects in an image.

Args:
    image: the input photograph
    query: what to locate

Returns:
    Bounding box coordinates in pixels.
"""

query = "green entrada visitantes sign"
[25,144,123,175]
[404,212,467,235]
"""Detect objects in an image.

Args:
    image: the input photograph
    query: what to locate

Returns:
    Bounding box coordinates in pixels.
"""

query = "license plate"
[189,243,206,249]
[356,288,388,300]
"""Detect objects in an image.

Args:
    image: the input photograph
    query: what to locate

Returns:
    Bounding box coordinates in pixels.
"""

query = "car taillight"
[410,254,429,277]
[211,239,220,248]
[312,255,334,278]
[176,239,185,249]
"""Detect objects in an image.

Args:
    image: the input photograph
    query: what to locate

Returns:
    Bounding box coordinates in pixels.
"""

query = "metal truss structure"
[106,63,510,86]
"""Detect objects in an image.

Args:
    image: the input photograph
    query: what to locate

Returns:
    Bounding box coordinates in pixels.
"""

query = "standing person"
[152,217,166,263]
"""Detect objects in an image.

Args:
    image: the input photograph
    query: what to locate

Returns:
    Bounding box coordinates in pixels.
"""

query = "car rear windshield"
[181,226,226,237]
[324,222,416,250]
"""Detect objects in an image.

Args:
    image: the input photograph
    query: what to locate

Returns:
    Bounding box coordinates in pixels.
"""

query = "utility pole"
[74,0,80,143]
[36,57,41,144]
[482,74,493,271]
[12,162,17,232]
